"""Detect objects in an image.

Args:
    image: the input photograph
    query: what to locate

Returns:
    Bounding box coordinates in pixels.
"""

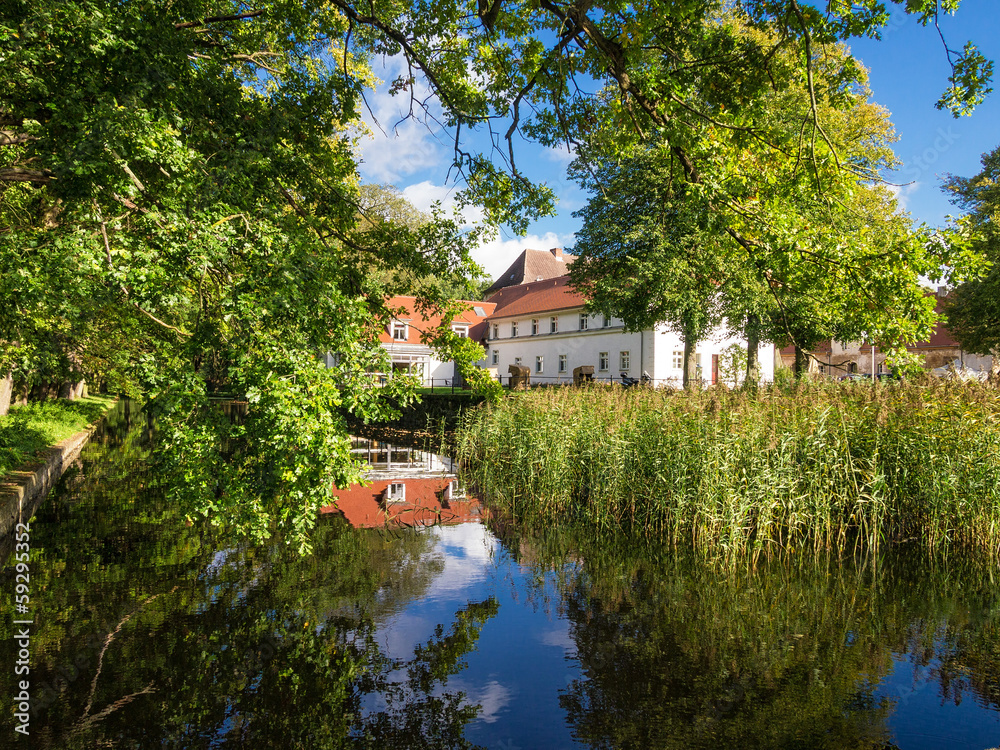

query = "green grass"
[0,396,118,479]
[456,380,1000,559]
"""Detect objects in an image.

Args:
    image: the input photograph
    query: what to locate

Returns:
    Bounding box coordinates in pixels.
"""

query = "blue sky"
[355,1,1000,281]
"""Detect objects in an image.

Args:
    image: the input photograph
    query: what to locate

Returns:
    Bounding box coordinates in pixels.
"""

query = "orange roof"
[322,477,482,528]
[487,275,586,319]
[484,248,576,298]
[380,296,496,344]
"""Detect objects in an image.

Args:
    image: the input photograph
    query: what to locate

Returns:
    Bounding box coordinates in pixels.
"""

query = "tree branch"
[174,10,264,29]
[0,167,52,184]
[98,207,190,337]
[327,1,465,117]
[789,0,842,175]
[0,132,36,147]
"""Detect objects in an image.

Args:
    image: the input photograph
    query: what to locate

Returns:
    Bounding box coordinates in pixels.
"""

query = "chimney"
[550,247,563,261]
[937,286,948,298]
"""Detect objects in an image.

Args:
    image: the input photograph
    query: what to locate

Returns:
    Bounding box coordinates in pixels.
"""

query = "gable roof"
[381,296,496,344]
[484,248,575,298]
[487,275,586,319]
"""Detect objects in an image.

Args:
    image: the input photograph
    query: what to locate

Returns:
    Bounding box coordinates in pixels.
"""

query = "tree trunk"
[990,346,1000,387]
[744,316,759,388]
[683,330,699,389]
[0,371,12,416]
[794,346,809,377]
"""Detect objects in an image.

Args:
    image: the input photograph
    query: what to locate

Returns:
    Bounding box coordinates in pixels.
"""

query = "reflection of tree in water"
[0,410,494,749]
[490,519,1000,750]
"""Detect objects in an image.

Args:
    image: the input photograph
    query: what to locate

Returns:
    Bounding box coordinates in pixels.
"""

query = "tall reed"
[455,380,1000,558]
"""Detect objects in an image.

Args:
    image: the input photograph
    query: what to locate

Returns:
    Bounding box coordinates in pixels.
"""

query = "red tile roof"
[322,477,482,528]
[484,248,575,298]
[380,296,496,344]
[777,290,961,355]
[487,275,586,319]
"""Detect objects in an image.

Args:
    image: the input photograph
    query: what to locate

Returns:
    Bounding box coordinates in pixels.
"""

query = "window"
[603,314,612,327]
[579,313,589,330]
[550,316,558,333]
[511,321,518,337]
[491,324,499,340]
[620,351,630,371]
[672,351,683,369]
[599,352,609,371]
[559,354,567,373]
[514,356,522,366]
[531,318,539,335]
[536,356,544,373]
[452,324,468,338]
[385,482,406,504]
[492,349,499,366]
[392,321,408,341]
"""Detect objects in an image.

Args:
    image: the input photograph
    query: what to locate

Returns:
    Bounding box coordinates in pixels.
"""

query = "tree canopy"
[568,18,970,379]
[1,0,995,548]
[1,0,486,549]
[943,145,1000,372]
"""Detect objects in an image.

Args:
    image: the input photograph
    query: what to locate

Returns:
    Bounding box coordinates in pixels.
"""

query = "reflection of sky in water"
[363,522,1000,750]
[877,649,1000,750]
[367,522,582,749]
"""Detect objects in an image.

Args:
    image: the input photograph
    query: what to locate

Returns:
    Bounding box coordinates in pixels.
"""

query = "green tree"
[0,1,487,549]
[1,0,995,547]
[569,19,954,383]
[357,183,489,301]
[570,148,729,388]
[943,146,1000,380]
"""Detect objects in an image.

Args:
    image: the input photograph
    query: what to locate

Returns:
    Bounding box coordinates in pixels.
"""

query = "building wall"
[487,307,774,386]
[786,341,995,379]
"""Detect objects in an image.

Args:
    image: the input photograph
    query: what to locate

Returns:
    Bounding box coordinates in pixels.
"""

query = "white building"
[484,275,774,387]
[324,296,494,388]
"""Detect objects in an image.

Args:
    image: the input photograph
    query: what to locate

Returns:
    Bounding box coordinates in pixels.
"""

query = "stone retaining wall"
[0,411,108,538]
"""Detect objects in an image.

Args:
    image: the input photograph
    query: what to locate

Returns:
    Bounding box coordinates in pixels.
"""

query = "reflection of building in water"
[322,436,481,528]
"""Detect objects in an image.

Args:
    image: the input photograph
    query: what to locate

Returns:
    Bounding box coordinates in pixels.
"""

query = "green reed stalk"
[455,381,1000,558]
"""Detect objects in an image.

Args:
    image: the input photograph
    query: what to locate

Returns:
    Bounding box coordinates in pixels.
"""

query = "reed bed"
[455,380,1000,558]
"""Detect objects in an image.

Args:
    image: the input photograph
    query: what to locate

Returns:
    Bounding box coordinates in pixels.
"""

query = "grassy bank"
[0,396,118,478]
[455,381,1000,558]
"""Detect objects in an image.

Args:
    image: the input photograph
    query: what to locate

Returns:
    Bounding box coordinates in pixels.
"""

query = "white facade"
[485,308,775,387]
[382,338,460,387]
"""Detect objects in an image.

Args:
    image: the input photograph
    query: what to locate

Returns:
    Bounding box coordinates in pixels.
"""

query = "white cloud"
[398,180,578,282]
[401,180,484,227]
[357,56,446,184]
[885,181,921,212]
[473,230,577,280]
[543,144,576,165]
[538,626,576,652]
[465,679,513,723]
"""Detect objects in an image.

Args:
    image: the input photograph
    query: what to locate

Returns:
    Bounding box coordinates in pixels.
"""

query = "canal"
[1,402,998,748]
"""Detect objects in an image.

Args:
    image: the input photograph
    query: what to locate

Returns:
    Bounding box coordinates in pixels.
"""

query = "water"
[2,403,999,749]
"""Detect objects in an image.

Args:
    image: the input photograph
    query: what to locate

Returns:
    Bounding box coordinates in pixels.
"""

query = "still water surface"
[1,403,998,749]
